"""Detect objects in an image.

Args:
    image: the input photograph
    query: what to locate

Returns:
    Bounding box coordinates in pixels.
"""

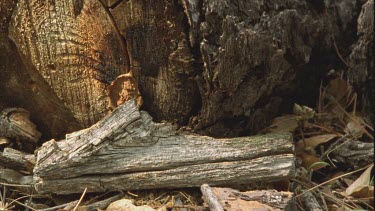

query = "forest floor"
[0,74,373,211]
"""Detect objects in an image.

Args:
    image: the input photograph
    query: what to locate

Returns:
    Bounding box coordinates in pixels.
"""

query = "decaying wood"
[0,108,41,143]
[33,100,295,194]
[2,0,372,140]
[0,34,81,139]
[111,0,200,125]
[299,189,323,211]
[200,184,224,211]
[202,185,296,210]
[329,139,374,168]
[348,0,374,124]
[9,0,129,127]
[0,168,33,194]
[0,148,35,172]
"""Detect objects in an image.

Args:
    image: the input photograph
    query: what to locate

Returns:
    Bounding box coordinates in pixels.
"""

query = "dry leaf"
[345,115,366,138]
[324,78,355,117]
[346,164,374,197]
[303,134,338,149]
[266,115,299,133]
[299,153,329,171]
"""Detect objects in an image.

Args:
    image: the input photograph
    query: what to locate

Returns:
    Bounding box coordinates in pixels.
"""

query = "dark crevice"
[108,0,126,9]
[97,0,131,70]
[173,0,204,126]
[73,0,84,17]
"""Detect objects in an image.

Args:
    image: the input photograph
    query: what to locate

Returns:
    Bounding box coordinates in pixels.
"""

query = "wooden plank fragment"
[34,100,295,194]
[0,108,41,143]
[0,148,35,172]
[204,185,297,210]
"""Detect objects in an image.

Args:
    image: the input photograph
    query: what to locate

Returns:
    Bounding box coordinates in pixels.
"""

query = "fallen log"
[34,100,295,194]
[0,148,35,172]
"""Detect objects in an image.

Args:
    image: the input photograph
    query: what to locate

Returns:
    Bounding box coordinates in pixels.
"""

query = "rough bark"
[0,33,81,139]
[111,0,200,125]
[347,0,374,124]
[33,100,295,194]
[1,0,372,139]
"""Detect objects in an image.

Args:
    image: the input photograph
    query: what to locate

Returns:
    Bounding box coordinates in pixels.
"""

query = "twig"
[331,34,349,67]
[38,200,78,211]
[299,189,323,211]
[295,164,372,198]
[0,182,32,187]
[73,187,87,211]
[200,184,224,211]
[11,200,37,211]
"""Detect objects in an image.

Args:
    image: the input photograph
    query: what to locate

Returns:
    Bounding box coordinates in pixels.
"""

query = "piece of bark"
[329,139,374,168]
[33,100,295,194]
[85,193,124,211]
[202,186,296,210]
[9,0,129,127]
[200,184,224,211]
[0,168,34,193]
[190,0,334,136]
[348,0,374,124]
[0,148,35,172]
[299,190,323,211]
[0,108,41,143]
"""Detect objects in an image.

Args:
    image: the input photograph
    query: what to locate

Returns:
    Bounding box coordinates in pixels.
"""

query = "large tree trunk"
[1,0,373,139]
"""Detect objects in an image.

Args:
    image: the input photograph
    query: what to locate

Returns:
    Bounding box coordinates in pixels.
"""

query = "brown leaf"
[324,78,355,117]
[299,153,329,171]
[346,164,374,197]
[345,115,366,138]
[303,134,338,149]
[266,115,299,133]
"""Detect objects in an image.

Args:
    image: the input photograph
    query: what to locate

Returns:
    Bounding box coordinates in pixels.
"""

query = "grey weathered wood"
[207,186,296,210]
[200,184,224,211]
[0,148,35,172]
[0,168,33,193]
[34,100,295,194]
[0,108,41,143]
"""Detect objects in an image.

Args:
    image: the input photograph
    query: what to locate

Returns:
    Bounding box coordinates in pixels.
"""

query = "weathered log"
[0,148,35,172]
[0,168,33,193]
[0,108,41,143]
[33,100,295,194]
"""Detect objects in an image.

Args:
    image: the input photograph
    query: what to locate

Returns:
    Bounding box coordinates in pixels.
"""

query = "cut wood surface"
[9,0,129,127]
[34,100,295,194]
